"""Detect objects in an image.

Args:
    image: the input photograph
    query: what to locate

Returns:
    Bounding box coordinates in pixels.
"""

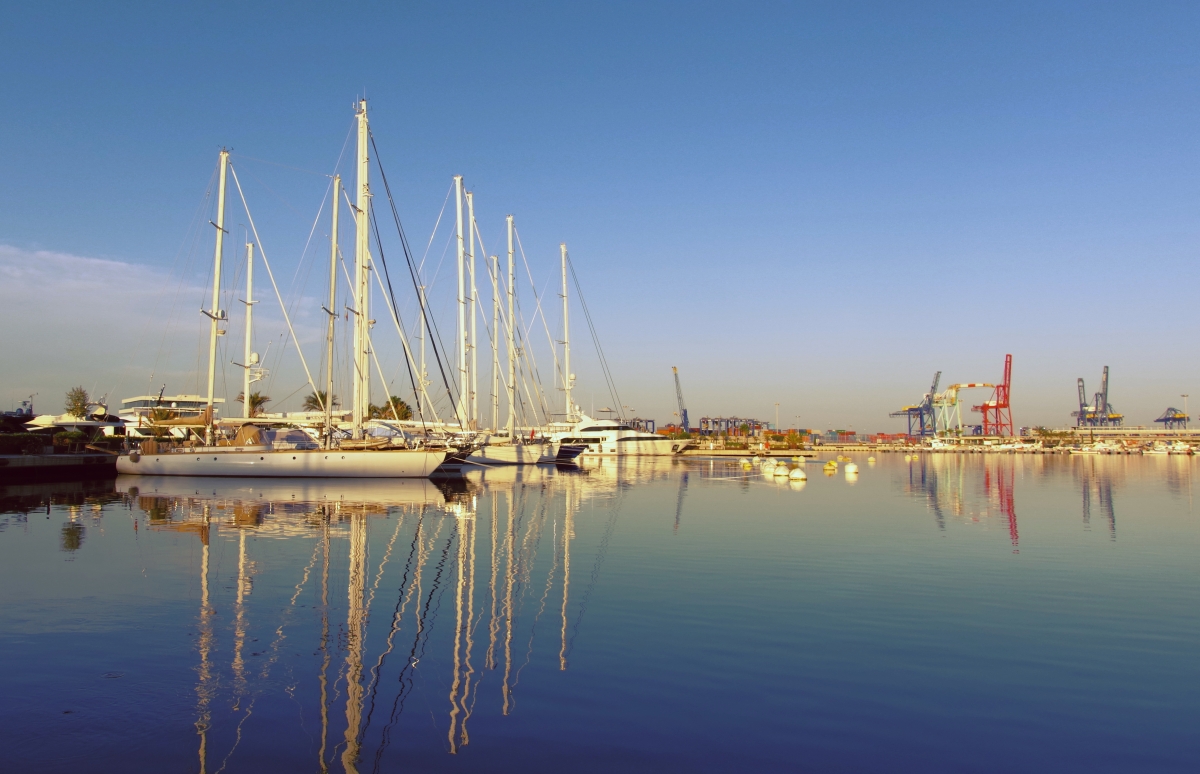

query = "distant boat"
[551,415,688,456]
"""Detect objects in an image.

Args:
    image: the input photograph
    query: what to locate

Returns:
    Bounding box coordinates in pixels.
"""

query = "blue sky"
[2,2,1199,429]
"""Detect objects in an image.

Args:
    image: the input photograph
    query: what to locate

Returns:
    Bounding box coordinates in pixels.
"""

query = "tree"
[303,391,338,412]
[65,386,89,418]
[370,396,412,420]
[235,391,271,417]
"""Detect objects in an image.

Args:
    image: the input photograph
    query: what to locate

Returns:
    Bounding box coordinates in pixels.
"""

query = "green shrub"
[0,433,51,454]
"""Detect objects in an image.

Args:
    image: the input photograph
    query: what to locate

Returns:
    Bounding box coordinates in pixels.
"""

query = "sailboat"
[117,101,457,478]
[457,211,580,466]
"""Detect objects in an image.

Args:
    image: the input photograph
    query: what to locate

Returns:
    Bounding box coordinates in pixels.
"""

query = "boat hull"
[116,448,449,478]
[464,442,554,466]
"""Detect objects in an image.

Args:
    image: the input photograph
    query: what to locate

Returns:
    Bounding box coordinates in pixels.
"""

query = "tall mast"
[467,191,478,430]
[560,243,572,422]
[491,254,500,432]
[352,100,370,439]
[506,216,516,438]
[418,283,427,419]
[204,149,229,446]
[324,175,340,447]
[454,175,467,429]
[241,242,255,419]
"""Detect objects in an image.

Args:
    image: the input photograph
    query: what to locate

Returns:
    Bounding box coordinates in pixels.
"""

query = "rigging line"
[284,175,334,317]
[513,229,565,409]
[518,277,556,422]
[120,164,217,401]
[567,491,624,658]
[371,528,456,771]
[368,204,432,428]
[568,253,624,420]
[368,132,462,427]
[228,164,323,408]
[417,181,454,276]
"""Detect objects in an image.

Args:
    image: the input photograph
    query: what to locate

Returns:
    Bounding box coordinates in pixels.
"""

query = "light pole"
[1183,394,1189,429]
[774,402,780,431]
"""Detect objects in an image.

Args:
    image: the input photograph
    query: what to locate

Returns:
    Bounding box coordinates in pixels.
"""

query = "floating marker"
[845,463,859,474]
[789,467,807,481]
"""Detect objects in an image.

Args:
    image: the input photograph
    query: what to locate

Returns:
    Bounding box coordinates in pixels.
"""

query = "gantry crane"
[672,366,689,434]
[1154,407,1188,429]
[972,354,1013,436]
[933,382,993,434]
[891,371,941,437]
[1073,366,1123,427]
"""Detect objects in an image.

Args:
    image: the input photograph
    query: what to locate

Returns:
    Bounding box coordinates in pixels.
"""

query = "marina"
[4,5,1200,772]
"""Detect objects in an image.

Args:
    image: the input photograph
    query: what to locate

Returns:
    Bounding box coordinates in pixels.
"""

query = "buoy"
[789,467,807,480]
[845,463,859,474]
[867,456,876,463]
[903,455,911,461]
[774,465,790,476]
[739,457,750,465]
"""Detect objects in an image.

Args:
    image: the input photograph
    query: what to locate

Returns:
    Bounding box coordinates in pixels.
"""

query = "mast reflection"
[111,468,615,770]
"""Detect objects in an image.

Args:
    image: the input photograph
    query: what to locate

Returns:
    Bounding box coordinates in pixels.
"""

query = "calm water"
[1,454,1197,773]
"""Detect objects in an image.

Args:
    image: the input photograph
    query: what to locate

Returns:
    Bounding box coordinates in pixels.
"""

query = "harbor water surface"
[0,454,1196,772]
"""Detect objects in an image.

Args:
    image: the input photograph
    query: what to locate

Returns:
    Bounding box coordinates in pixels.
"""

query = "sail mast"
[324,175,340,447]
[241,242,255,419]
[352,100,370,439]
[506,216,516,438]
[454,175,467,429]
[491,254,500,432]
[561,243,571,422]
[204,149,229,445]
[467,191,478,430]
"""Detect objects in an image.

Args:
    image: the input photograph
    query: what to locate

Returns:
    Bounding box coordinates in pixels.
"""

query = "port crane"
[933,382,993,435]
[672,366,690,433]
[891,371,940,437]
[1072,366,1122,427]
[1154,407,1188,429]
[972,354,1013,436]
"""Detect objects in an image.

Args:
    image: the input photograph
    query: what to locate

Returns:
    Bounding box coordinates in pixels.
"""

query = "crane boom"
[672,366,689,433]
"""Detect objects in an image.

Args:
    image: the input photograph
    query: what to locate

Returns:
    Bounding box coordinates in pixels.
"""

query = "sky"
[2,1,1199,431]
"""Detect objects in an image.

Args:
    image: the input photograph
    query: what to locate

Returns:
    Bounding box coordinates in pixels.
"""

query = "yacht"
[116,101,458,479]
[551,415,689,456]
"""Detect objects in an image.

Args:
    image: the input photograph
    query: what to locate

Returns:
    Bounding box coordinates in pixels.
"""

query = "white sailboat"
[460,214,575,465]
[117,101,454,478]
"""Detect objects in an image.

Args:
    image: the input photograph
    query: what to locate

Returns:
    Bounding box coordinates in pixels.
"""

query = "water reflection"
[98,471,594,771]
[901,455,1019,548]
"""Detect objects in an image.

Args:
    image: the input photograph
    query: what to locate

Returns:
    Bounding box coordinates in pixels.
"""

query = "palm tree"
[369,396,412,420]
[235,391,271,417]
[303,391,338,412]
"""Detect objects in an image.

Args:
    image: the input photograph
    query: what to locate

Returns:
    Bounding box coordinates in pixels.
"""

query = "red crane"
[973,354,1013,436]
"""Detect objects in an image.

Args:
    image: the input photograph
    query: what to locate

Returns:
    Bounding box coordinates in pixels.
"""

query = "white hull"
[116,447,449,478]
[577,438,686,456]
[464,442,556,466]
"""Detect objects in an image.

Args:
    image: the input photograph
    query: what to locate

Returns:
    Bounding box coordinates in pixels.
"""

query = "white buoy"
[774,464,790,476]
[868,456,876,463]
[739,458,750,465]
[845,462,859,474]
[789,467,807,480]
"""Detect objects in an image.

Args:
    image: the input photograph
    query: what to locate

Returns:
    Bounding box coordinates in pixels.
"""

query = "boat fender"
[129,452,141,463]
